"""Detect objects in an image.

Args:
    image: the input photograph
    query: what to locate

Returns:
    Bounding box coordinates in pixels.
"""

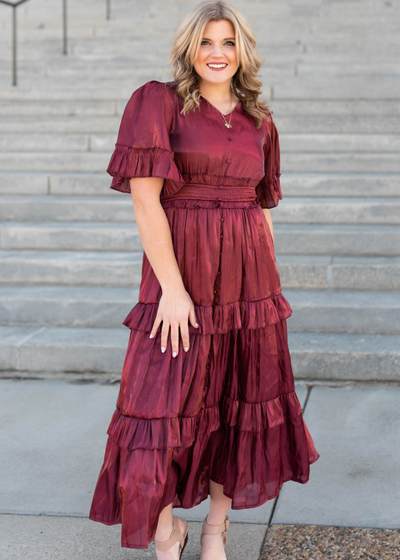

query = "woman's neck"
[199,82,234,104]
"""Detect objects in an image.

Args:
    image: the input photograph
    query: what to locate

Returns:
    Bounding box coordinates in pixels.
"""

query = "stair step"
[3,57,400,76]
[0,101,116,117]
[287,331,400,381]
[273,197,400,225]
[0,285,139,328]
[281,174,400,198]
[0,152,108,173]
[0,222,141,251]
[3,73,400,101]
[0,285,399,334]
[1,325,398,380]
[1,173,399,198]
[2,115,400,134]
[0,325,129,375]
[280,134,400,152]
[0,195,133,222]
[2,133,400,153]
[276,255,400,290]
[0,251,399,290]
[1,97,399,116]
[1,151,399,173]
[270,100,400,117]
[0,89,136,102]
[1,222,399,255]
[274,224,400,256]
[272,80,400,101]
[0,173,111,196]
[0,196,399,225]
[0,117,121,134]
[0,251,143,286]
[0,134,90,152]
[285,289,400,334]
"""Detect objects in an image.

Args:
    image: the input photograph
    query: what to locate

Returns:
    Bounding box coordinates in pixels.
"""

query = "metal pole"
[12,5,17,85]
[106,0,110,20]
[63,0,67,55]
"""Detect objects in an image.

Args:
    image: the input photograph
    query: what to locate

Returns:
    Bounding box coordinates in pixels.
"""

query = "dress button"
[226,158,231,164]
[228,137,233,141]
[213,289,217,294]
[220,217,224,222]
[201,403,205,409]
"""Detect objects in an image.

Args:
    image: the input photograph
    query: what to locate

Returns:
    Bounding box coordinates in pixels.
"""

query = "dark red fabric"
[89,80,320,549]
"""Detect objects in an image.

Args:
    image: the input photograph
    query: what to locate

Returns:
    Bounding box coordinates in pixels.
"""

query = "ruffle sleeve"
[255,114,282,209]
[107,80,186,196]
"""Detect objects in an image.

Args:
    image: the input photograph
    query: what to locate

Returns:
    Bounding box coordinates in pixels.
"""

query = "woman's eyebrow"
[202,37,236,40]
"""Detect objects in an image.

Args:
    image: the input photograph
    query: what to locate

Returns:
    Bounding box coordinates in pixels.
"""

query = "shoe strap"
[201,515,230,546]
[154,515,185,552]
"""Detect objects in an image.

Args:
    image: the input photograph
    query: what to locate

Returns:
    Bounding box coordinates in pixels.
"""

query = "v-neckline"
[200,94,242,116]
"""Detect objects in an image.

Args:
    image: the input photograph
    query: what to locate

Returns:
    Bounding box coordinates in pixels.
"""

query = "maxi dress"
[89,79,320,550]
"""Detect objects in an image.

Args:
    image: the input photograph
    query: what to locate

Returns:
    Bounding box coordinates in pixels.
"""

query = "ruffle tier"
[255,172,282,209]
[89,318,321,549]
[107,390,303,451]
[123,291,293,335]
[107,143,186,195]
[90,388,320,549]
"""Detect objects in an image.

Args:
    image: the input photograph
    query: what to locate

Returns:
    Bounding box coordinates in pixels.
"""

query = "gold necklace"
[200,91,234,129]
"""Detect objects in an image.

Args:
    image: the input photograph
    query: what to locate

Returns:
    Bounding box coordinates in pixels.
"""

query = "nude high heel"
[154,515,189,559]
[200,514,230,547]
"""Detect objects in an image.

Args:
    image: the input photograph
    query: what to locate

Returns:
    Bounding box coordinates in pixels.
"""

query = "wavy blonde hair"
[167,0,272,129]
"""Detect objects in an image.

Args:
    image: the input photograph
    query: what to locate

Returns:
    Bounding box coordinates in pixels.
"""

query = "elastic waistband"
[162,183,258,202]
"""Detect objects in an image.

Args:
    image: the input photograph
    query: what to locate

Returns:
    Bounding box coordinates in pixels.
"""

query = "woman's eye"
[201,40,235,46]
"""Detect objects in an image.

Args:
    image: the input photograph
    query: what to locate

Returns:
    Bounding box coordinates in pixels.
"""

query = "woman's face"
[194,19,239,87]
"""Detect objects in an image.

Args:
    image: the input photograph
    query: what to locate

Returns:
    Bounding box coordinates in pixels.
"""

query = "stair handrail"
[0,0,31,86]
[1,0,113,86]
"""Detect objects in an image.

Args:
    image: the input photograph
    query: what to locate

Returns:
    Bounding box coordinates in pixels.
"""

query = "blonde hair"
[168,0,272,129]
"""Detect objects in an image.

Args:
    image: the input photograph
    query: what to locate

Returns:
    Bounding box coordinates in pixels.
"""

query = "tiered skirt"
[88,185,320,549]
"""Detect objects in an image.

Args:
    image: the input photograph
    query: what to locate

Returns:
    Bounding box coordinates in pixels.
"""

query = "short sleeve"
[107,80,185,195]
[255,114,282,209]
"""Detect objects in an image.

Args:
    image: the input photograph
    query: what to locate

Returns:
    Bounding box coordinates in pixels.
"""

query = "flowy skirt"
[89,185,320,549]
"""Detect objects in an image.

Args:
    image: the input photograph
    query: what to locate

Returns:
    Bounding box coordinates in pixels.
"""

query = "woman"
[89,1,320,558]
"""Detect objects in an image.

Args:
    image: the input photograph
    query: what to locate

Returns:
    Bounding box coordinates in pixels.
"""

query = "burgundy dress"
[89,80,320,549]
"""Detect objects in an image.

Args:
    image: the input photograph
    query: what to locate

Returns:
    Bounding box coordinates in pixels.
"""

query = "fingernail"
[184,347,189,352]
[161,347,166,353]
[195,322,199,327]
[172,351,177,358]
[149,333,154,339]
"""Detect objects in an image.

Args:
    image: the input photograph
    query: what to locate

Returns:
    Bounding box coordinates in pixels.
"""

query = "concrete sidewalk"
[0,377,399,559]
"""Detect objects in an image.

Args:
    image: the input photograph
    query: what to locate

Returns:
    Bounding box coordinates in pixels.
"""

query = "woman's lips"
[207,63,228,71]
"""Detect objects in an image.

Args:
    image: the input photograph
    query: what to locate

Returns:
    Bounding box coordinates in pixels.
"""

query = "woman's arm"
[262,207,275,245]
[130,177,199,357]
[131,176,184,293]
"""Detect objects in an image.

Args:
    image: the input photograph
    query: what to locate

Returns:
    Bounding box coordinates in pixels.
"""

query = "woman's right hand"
[149,287,199,357]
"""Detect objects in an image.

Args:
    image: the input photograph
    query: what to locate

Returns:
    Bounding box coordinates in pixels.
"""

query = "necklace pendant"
[225,123,232,128]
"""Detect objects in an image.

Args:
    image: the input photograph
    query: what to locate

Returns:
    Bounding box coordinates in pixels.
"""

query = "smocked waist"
[161,183,258,202]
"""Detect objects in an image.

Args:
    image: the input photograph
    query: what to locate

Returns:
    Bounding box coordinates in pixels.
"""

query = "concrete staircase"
[0,0,399,380]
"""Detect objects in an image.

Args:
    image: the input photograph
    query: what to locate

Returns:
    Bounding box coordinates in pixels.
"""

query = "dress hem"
[89,452,320,550]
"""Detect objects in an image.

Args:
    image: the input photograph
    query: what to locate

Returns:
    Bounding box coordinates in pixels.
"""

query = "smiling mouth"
[207,63,228,68]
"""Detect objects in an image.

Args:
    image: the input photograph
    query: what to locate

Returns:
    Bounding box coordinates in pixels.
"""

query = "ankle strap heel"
[154,515,189,558]
[200,514,230,547]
